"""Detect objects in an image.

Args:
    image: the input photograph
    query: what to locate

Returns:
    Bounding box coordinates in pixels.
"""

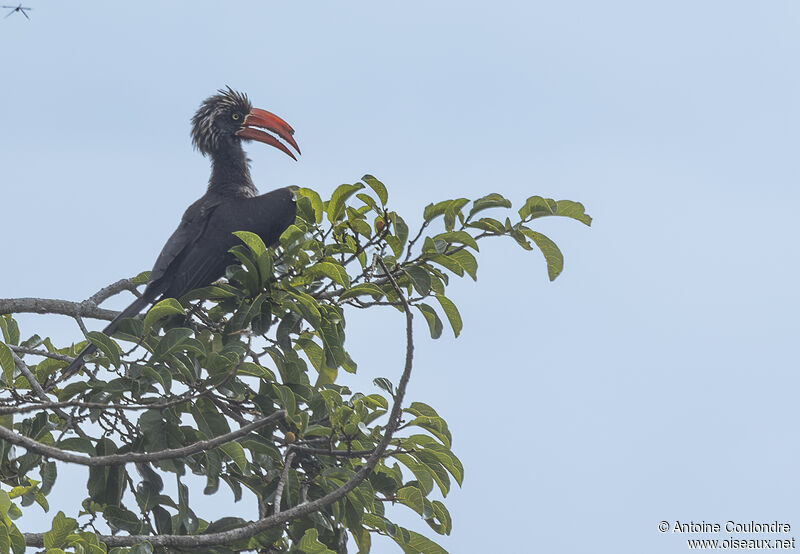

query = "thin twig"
[73,315,89,337]
[10,351,49,401]
[87,278,140,305]
[273,451,296,515]
[0,411,285,467]
[404,220,430,262]
[290,445,408,458]
[8,345,73,363]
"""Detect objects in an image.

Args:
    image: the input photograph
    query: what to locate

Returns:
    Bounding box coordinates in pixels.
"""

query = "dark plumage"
[58,88,300,383]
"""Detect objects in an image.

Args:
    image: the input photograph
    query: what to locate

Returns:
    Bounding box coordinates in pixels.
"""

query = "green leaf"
[413,450,451,496]
[57,437,96,455]
[308,261,350,288]
[448,249,478,280]
[423,198,467,227]
[219,442,248,473]
[0,522,10,554]
[226,294,268,333]
[297,527,337,554]
[396,486,425,516]
[430,448,464,487]
[385,212,409,257]
[7,523,22,554]
[403,266,431,297]
[518,195,556,220]
[203,449,221,495]
[362,174,388,206]
[444,198,469,231]
[233,231,274,285]
[416,304,443,339]
[297,187,324,224]
[405,403,452,447]
[287,291,322,328]
[433,231,479,251]
[405,416,451,449]
[404,529,449,554]
[519,196,592,226]
[39,462,57,496]
[297,338,336,385]
[348,217,373,237]
[43,511,77,549]
[407,436,463,486]
[427,500,453,535]
[104,506,143,534]
[279,224,310,254]
[425,254,464,277]
[521,229,564,281]
[234,231,274,285]
[0,525,9,554]
[86,331,121,368]
[554,199,592,225]
[357,192,381,214]
[152,506,172,535]
[339,283,385,301]
[327,183,365,224]
[228,244,262,294]
[468,193,512,218]
[191,398,231,439]
[180,285,239,302]
[131,271,151,285]
[0,492,10,518]
[150,328,194,363]
[0,316,19,346]
[0,343,15,383]
[143,298,185,334]
[233,230,267,258]
[273,385,297,420]
[434,295,462,338]
[466,217,506,233]
[373,377,394,396]
[237,362,275,382]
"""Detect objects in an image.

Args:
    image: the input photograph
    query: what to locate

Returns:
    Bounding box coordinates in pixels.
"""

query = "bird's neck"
[207,142,258,197]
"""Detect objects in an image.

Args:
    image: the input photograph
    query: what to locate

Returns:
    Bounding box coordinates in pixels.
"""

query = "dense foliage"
[0,176,590,553]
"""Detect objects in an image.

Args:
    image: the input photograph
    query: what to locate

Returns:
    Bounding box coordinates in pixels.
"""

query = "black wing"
[144,193,223,298]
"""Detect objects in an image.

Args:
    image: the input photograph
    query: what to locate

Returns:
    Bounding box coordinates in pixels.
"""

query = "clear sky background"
[1,1,799,552]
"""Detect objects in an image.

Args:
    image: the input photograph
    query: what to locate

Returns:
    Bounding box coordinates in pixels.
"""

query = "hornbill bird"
[58,87,300,383]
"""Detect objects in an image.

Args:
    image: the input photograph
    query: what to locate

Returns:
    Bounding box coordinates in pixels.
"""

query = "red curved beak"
[236,107,301,160]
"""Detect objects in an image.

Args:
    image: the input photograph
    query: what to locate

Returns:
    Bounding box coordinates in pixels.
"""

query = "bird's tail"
[54,294,152,387]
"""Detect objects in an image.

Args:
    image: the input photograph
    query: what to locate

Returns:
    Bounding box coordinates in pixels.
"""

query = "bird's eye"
[232,113,241,121]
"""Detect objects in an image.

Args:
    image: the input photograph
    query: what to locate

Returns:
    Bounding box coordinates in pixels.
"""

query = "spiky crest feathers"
[191,86,252,156]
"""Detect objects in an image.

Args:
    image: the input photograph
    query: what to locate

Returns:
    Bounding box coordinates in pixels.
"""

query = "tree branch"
[290,445,408,458]
[8,345,73,363]
[0,297,119,321]
[87,278,140,305]
[2,411,285,467]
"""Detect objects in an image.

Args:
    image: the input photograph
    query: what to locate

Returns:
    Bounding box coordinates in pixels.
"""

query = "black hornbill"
[59,88,300,381]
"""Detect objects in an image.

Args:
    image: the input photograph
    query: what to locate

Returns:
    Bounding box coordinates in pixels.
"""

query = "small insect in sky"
[2,4,32,19]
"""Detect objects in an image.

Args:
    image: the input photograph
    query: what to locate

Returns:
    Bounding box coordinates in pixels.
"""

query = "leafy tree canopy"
[0,175,590,553]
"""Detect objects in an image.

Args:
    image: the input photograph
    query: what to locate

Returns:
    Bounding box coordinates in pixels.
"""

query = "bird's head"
[191,87,300,160]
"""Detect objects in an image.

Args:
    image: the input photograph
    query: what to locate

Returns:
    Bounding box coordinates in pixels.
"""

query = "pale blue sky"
[2,1,799,552]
